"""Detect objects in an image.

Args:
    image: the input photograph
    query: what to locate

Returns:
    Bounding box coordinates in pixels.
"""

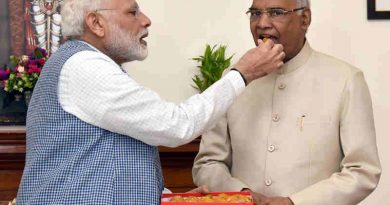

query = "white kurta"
[193,42,381,205]
[58,41,245,148]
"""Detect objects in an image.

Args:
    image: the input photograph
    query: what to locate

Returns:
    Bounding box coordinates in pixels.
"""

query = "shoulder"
[63,50,123,74]
[66,50,114,65]
[308,49,363,80]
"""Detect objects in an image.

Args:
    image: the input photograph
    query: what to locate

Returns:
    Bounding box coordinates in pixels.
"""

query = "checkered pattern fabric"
[17,40,164,204]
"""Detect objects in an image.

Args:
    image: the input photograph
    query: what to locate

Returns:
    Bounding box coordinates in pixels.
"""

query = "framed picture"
[0,0,28,125]
[0,0,63,125]
[368,0,390,19]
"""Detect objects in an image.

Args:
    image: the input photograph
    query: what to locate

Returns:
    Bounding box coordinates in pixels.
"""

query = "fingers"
[256,197,270,205]
[198,185,209,194]
[257,39,265,46]
[272,43,284,53]
[233,40,285,83]
[264,39,275,49]
[258,40,284,63]
[187,185,209,194]
[249,191,270,205]
[257,39,283,56]
[258,38,275,49]
[278,51,286,60]
[265,197,294,205]
[259,195,270,205]
[276,51,286,68]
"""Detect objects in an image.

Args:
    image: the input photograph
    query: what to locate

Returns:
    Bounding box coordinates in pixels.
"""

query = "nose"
[257,14,272,29]
[140,11,151,28]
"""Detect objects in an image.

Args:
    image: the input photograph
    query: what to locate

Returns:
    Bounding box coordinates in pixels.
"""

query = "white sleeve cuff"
[223,70,246,96]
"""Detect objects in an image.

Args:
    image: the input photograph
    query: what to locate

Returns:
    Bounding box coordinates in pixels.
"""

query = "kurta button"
[278,83,286,90]
[272,114,280,122]
[268,145,275,152]
[265,179,272,186]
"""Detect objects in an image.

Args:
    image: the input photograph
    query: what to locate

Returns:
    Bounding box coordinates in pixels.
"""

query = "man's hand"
[243,189,270,205]
[187,185,209,194]
[266,196,294,205]
[243,189,294,205]
[234,39,285,84]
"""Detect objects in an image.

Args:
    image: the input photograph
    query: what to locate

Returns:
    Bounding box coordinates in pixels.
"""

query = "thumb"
[187,185,209,194]
[257,39,265,47]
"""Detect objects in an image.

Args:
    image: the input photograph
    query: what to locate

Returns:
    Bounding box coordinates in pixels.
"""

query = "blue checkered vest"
[17,40,164,205]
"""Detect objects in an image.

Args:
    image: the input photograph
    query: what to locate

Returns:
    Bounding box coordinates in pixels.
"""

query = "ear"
[301,8,311,31]
[85,12,106,38]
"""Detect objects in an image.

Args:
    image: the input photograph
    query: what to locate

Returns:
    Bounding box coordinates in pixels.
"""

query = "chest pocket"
[300,114,331,126]
[297,114,334,141]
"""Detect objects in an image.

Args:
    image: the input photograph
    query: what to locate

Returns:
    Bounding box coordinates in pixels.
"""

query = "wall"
[125,0,390,204]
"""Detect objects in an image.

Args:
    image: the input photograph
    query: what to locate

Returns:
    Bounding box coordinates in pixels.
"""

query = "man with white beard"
[16,0,285,204]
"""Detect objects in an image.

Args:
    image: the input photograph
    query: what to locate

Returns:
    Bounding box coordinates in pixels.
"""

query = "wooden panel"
[159,138,200,192]
[0,127,26,201]
[0,127,200,201]
[159,138,200,153]
[0,170,23,201]
[163,166,194,190]
[0,171,23,190]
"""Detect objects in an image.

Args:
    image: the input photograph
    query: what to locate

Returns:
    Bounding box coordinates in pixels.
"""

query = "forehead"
[251,0,297,8]
[105,0,137,8]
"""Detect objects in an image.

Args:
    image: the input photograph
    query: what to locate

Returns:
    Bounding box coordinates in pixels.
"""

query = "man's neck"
[284,38,307,63]
[78,36,126,65]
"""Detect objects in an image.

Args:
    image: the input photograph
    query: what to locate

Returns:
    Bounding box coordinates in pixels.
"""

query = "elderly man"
[16,0,285,204]
[192,0,381,205]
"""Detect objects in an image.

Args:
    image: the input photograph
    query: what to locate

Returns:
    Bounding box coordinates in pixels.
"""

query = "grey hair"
[61,0,106,39]
[296,0,310,15]
[297,0,310,8]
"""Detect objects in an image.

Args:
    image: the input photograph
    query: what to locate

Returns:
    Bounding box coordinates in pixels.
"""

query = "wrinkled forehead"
[251,0,297,9]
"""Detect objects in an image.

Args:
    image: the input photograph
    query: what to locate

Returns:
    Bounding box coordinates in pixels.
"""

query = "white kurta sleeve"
[59,50,245,147]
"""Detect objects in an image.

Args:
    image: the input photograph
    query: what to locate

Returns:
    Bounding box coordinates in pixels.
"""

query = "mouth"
[258,34,278,44]
[140,33,148,46]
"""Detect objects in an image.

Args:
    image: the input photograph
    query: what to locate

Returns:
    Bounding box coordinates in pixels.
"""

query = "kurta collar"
[278,40,312,75]
[76,40,101,53]
[74,40,122,69]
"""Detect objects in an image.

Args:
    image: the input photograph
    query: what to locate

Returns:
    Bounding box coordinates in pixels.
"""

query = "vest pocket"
[296,114,333,184]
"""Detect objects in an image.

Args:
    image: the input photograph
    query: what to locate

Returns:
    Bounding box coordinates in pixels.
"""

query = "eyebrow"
[131,2,139,10]
[120,1,138,11]
[248,6,285,10]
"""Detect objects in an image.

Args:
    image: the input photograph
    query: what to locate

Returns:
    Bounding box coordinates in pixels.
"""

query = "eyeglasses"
[246,7,306,22]
[94,8,142,18]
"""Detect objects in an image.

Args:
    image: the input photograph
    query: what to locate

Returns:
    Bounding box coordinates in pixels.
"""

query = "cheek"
[127,25,138,34]
[275,24,295,45]
[121,19,141,33]
[250,24,258,44]
[250,23,256,35]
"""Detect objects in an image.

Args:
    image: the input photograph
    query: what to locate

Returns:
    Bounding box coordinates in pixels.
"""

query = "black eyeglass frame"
[246,7,306,19]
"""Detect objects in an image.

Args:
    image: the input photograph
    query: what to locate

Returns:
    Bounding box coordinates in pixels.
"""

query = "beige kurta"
[192,42,381,205]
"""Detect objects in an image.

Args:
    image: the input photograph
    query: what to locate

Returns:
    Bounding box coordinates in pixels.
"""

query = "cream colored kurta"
[192,42,381,205]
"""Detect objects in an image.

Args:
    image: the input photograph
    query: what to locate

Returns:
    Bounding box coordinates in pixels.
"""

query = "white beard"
[106,23,148,62]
